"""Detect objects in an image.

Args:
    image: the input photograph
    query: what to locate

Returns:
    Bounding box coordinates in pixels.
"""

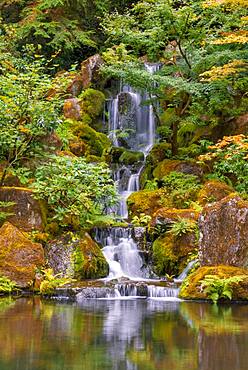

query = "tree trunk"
[171,121,179,156]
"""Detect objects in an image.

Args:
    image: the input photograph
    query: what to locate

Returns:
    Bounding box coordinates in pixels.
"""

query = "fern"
[200,274,247,304]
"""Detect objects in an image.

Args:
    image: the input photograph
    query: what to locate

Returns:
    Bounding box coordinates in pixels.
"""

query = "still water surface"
[0,297,248,370]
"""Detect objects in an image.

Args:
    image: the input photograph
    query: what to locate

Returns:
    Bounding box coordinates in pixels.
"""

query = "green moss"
[119,150,144,165]
[179,265,248,301]
[127,189,172,218]
[139,164,154,189]
[70,121,111,157]
[153,160,181,180]
[72,233,109,279]
[152,234,178,276]
[80,88,105,118]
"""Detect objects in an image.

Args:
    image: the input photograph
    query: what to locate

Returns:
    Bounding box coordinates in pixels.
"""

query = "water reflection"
[0,298,248,370]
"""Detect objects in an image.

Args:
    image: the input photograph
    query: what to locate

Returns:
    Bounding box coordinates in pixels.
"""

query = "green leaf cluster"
[33,155,117,228]
[200,274,247,304]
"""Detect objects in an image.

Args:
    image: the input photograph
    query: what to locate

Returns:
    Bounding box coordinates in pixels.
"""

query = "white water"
[102,65,160,280]
[98,64,183,299]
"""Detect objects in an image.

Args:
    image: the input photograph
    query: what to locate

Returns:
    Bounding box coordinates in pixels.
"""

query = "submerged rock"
[0,222,44,287]
[45,232,109,280]
[0,187,46,231]
[199,195,248,267]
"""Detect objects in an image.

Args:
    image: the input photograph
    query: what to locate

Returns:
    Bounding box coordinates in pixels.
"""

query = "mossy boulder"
[45,233,109,280]
[153,159,204,181]
[0,222,44,288]
[153,159,181,180]
[127,189,172,218]
[80,88,105,119]
[150,208,199,228]
[73,233,109,279]
[152,231,197,277]
[179,265,248,301]
[0,187,46,231]
[197,180,234,206]
[70,121,111,157]
[199,195,248,267]
[119,150,144,165]
[146,143,171,167]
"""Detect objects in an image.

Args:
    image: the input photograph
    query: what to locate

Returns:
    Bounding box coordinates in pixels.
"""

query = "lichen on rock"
[199,195,248,267]
[45,232,109,280]
[0,222,44,288]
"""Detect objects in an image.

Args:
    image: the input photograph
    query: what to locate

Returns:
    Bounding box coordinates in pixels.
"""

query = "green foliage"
[39,268,74,295]
[200,274,247,304]
[0,48,61,185]
[200,135,248,193]
[0,201,16,222]
[102,0,248,154]
[162,171,201,208]
[131,213,151,227]
[169,218,198,238]
[0,275,17,294]
[144,179,158,190]
[33,155,117,228]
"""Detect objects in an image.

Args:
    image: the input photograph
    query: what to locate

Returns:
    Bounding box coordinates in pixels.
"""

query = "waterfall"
[174,259,199,283]
[101,65,160,281]
[93,63,181,299]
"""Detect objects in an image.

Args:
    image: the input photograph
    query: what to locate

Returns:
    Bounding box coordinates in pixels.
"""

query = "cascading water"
[101,64,159,280]
[94,64,181,299]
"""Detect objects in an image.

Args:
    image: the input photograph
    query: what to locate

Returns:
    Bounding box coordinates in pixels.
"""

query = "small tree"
[0,48,61,186]
[33,155,117,228]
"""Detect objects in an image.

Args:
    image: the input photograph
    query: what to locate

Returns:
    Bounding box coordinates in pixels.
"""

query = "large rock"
[152,231,197,277]
[45,232,109,279]
[127,189,172,218]
[199,195,248,267]
[81,54,103,88]
[63,98,81,120]
[153,159,204,180]
[0,187,46,231]
[197,180,234,206]
[0,222,44,287]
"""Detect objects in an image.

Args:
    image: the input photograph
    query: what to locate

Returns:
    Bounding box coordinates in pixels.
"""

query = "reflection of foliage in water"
[0,297,14,312]
[1,299,248,370]
[180,302,248,335]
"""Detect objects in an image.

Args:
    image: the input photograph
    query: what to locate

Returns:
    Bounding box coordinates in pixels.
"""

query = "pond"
[0,297,248,370]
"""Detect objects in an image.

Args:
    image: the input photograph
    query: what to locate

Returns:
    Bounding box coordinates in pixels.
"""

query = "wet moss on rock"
[179,265,248,301]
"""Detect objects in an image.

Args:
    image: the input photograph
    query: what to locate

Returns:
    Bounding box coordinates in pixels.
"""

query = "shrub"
[39,269,74,295]
[0,276,17,294]
[33,155,117,228]
[162,171,201,208]
[169,217,199,238]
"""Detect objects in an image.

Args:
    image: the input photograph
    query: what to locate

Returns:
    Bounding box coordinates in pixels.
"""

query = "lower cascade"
[91,227,183,300]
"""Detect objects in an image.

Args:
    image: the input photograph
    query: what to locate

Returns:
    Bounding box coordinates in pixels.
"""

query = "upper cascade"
[107,63,160,219]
